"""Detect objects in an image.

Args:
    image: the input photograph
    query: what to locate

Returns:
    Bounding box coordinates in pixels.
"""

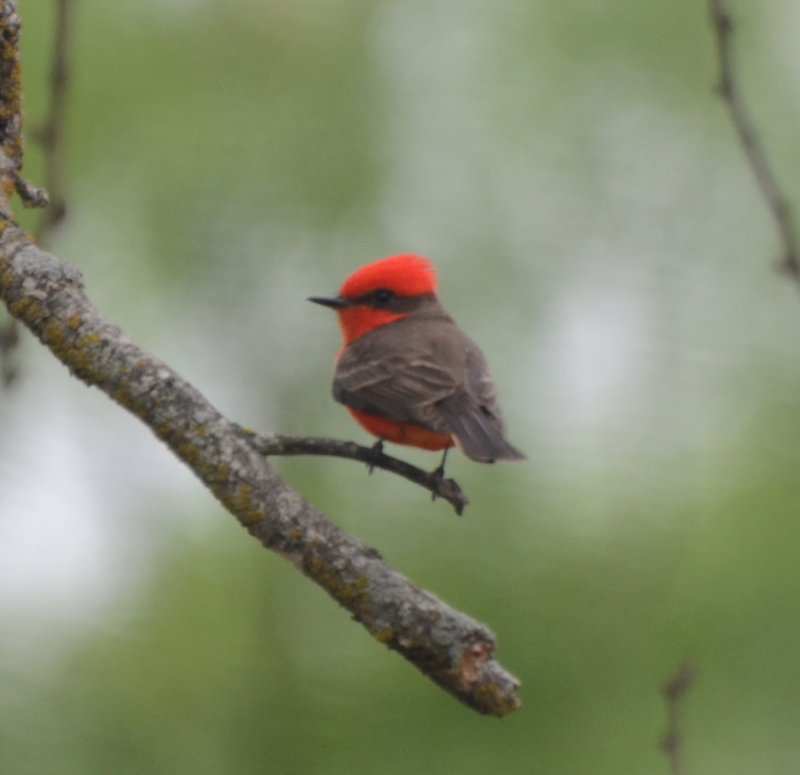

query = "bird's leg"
[430,448,450,482]
[428,448,451,502]
[367,439,385,475]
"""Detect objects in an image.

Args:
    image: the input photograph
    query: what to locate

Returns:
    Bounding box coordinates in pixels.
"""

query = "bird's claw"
[367,439,385,475]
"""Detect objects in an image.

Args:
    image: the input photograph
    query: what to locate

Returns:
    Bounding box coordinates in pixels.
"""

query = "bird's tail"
[438,402,525,463]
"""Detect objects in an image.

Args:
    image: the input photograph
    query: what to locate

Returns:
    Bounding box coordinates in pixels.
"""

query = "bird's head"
[309,254,439,344]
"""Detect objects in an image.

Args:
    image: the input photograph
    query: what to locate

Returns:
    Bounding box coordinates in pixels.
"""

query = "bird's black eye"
[373,288,394,305]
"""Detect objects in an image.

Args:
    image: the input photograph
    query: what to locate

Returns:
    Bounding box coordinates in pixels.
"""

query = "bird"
[309,253,525,473]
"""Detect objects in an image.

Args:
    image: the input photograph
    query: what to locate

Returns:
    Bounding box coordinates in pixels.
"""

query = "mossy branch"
[0,0,520,716]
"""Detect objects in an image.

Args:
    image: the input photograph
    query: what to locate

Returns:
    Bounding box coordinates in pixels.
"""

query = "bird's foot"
[367,439,385,475]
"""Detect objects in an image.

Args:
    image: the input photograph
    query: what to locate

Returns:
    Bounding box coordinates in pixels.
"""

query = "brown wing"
[333,310,525,462]
[333,315,461,435]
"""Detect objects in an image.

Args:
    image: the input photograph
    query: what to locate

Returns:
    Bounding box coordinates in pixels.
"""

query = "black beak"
[308,295,348,309]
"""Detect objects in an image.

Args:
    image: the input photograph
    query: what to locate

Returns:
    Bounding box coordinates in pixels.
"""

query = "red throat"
[336,307,405,345]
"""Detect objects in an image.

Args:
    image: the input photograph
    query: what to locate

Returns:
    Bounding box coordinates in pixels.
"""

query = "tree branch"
[0,0,67,386]
[0,0,23,386]
[659,663,696,775]
[0,1,520,716]
[708,0,800,284]
[34,0,73,239]
[0,305,18,386]
[246,431,469,515]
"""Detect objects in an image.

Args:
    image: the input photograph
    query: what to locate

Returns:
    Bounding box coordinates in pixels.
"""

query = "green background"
[3,1,800,772]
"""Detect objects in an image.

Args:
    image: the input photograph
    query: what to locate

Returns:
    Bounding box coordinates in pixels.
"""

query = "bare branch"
[0,3,23,200]
[0,0,71,386]
[708,0,800,283]
[0,0,25,387]
[0,1,42,209]
[246,430,470,515]
[14,174,48,208]
[660,663,696,775]
[34,0,73,239]
[0,312,18,386]
[0,1,520,716]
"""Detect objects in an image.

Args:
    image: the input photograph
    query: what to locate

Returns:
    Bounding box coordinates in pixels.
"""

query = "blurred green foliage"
[4,0,800,773]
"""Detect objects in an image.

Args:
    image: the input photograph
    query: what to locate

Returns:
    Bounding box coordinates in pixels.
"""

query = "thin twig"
[13,174,47,208]
[0,313,18,386]
[660,663,696,775]
[708,0,800,283]
[244,429,469,515]
[35,0,73,240]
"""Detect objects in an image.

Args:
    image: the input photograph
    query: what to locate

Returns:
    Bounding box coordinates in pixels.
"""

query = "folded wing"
[333,315,524,462]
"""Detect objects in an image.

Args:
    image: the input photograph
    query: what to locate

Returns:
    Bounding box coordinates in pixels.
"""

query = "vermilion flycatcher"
[309,254,524,468]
